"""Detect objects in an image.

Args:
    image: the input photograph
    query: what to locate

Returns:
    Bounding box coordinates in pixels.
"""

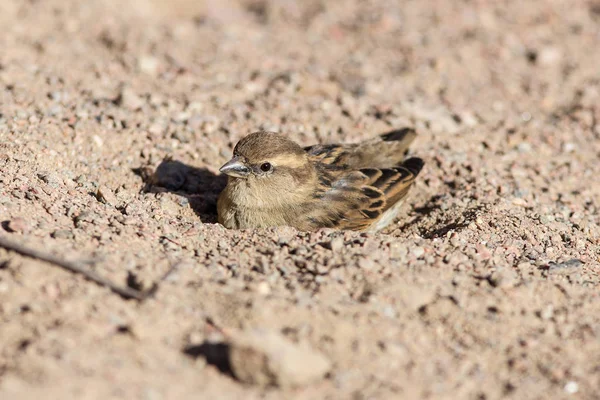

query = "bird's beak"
[219,156,251,178]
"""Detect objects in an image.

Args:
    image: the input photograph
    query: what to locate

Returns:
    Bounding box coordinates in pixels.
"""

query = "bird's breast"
[217,183,293,229]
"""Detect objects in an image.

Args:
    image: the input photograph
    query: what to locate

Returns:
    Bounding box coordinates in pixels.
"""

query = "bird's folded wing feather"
[304,128,416,169]
[304,143,356,170]
[307,161,421,231]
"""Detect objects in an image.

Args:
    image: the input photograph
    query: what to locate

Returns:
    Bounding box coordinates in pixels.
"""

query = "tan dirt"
[1,0,599,399]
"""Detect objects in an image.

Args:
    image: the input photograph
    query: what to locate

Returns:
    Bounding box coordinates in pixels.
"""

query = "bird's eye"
[260,162,272,172]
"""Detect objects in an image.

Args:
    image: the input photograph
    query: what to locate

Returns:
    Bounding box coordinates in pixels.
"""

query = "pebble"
[159,195,180,216]
[119,87,144,110]
[564,381,579,394]
[124,202,140,216]
[148,121,167,137]
[539,215,555,225]
[517,142,532,153]
[540,305,554,320]
[563,142,576,153]
[52,229,74,239]
[74,211,96,227]
[538,46,562,66]
[358,257,375,270]
[412,247,425,258]
[92,135,104,147]
[330,236,344,253]
[11,190,25,199]
[382,305,397,318]
[5,217,29,233]
[138,55,159,76]
[37,172,62,188]
[255,281,271,295]
[228,329,331,387]
[96,186,118,206]
[488,267,518,288]
[547,259,583,270]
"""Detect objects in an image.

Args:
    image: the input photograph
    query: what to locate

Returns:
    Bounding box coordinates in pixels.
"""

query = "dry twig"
[0,235,178,301]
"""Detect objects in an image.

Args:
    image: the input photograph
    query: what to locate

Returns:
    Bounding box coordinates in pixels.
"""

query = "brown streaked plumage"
[217,128,424,232]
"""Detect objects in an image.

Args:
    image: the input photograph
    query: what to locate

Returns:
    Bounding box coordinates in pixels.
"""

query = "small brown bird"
[217,129,424,232]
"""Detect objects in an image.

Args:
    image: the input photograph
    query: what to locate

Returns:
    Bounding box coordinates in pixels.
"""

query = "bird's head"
[219,131,308,179]
[219,132,314,191]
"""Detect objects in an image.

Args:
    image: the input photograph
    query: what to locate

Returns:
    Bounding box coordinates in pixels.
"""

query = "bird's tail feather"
[379,127,417,146]
[401,157,425,176]
[350,128,418,168]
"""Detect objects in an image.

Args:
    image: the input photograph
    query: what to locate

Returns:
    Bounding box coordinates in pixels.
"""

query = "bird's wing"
[307,158,424,231]
[304,143,356,172]
[304,128,417,170]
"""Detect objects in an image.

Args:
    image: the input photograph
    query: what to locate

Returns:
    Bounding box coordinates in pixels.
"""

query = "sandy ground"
[1,0,600,398]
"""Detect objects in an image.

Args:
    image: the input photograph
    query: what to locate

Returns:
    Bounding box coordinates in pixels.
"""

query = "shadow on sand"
[134,158,227,223]
[183,342,234,377]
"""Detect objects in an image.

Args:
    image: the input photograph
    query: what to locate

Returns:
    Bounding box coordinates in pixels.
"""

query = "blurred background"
[2,0,598,147]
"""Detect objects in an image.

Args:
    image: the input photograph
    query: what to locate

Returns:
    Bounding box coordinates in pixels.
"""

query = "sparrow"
[217,128,424,232]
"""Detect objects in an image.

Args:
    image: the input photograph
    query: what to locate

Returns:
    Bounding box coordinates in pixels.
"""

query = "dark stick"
[0,235,175,301]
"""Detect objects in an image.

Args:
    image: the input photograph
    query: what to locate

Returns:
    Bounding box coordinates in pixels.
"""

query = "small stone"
[148,122,167,137]
[49,91,64,102]
[563,142,576,153]
[47,105,63,116]
[92,135,104,147]
[358,257,375,270]
[52,229,74,239]
[547,259,583,270]
[488,267,518,288]
[256,281,271,295]
[159,195,180,216]
[330,236,344,253]
[186,101,204,113]
[412,246,425,258]
[173,111,190,123]
[5,218,29,233]
[119,87,144,110]
[538,46,562,66]
[172,129,192,143]
[96,186,118,206]
[201,117,220,134]
[228,329,331,387]
[564,381,578,394]
[520,112,532,122]
[74,211,96,227]
[11,190,25,199]
[539,215,551,225]
[178,197,189,207]
[517,142,532,153]
[461,111,478,127]
[37,172,62,188]
[124,202,140,216]
[476,244,492,260]
[138,55,159,76]
[99,230,112,242]
[540,305,554,320]
[273,226,297,245]
[382,305,397,318]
